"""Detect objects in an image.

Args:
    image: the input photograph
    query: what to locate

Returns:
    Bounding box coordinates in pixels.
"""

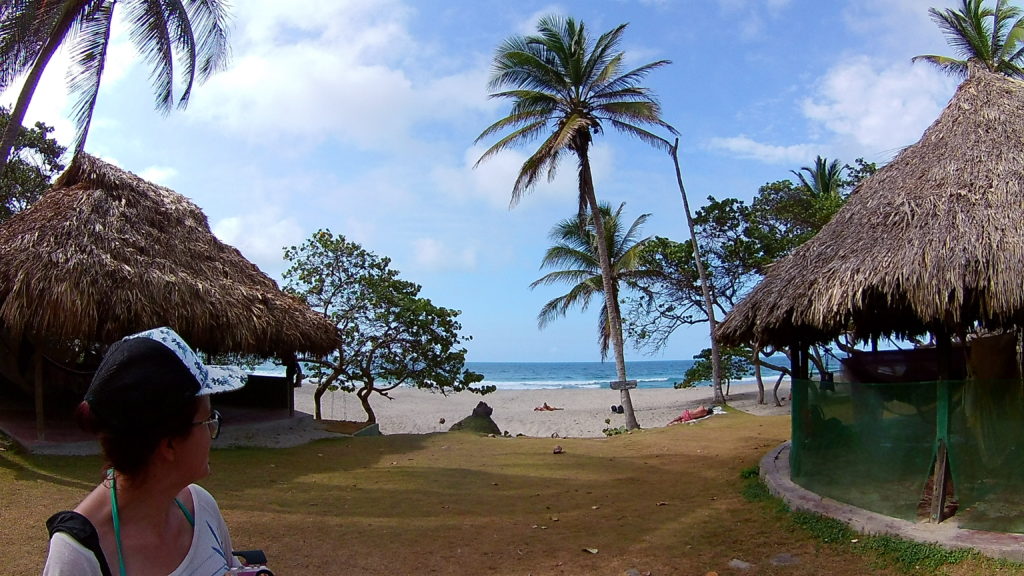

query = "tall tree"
[532,202,657,359]
[283,230,489,423]
[0,105,65,222]
[670,139,725,403]
[476,15,675,429]
[913,0,1024,78]
[0,0,230,173]
[629,158,876,402]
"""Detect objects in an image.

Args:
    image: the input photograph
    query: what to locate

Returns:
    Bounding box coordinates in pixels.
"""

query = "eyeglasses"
[193,410,222,440]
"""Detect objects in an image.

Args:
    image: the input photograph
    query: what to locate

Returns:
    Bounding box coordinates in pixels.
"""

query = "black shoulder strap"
[46,511,113,576]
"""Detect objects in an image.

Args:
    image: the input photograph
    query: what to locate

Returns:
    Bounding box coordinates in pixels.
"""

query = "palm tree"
[0,0,230,173]
[476,15,676,429]
[913,0,1024,78]
[669,139,725,403]
[791,155,846,233]
[532,202,657,359]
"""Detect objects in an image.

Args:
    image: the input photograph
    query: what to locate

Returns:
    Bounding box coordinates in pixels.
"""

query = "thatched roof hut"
[0,153,336,357]
[717,66,1024,349]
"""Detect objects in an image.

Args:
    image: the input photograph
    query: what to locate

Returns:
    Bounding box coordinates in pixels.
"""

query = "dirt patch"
[7,411,1018,575]
[320,419,374,435]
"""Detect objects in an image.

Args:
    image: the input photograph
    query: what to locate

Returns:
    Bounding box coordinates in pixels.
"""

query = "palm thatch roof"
[0,153,335,357]
[718,66,1024,348]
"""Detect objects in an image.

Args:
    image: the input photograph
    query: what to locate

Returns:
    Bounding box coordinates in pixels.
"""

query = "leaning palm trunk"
[579,148,639,429]
[0,3,82,174]
[670,139,725,403]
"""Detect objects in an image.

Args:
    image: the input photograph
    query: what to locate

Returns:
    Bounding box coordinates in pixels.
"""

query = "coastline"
[292,380,792,439]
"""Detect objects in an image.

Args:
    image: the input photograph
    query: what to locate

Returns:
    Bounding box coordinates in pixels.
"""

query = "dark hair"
[76,397,199,478]
[80,336,205,478]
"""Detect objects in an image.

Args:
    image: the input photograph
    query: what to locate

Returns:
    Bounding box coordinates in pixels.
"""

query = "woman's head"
[78,327,246,477]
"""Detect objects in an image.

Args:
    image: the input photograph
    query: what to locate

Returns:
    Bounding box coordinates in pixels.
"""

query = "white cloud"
[707,135,818,165]
[801,57,955,158]
[212,210,305,278]
[412,237,477,272]
[138,165,178,185]
[435,143,613,211]
[183,0,491,151]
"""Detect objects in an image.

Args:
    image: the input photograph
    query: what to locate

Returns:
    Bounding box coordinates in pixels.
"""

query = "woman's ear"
[157,437,177,462]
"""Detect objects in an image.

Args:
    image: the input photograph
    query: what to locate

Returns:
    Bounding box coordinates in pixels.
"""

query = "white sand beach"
[31,381,791,455]
[293,380,791,438]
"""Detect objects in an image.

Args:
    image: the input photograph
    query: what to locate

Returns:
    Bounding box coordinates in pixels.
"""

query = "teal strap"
[108,469,127,576]
[175,497,195,527]
[109,469,195,576]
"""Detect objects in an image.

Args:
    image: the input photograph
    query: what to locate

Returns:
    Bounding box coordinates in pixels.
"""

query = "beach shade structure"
[716,64,1024,530]
[0,153,337,439]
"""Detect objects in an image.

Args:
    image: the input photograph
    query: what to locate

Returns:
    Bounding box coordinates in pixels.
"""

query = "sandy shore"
[28,382,792,454]
[293,380,791,438]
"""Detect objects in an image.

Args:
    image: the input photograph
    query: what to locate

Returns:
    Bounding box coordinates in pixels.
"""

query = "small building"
[0,154,336,441]
[717,64,1024,533]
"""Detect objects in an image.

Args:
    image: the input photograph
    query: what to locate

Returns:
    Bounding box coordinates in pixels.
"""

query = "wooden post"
[609,380,637,390]
[790,341,808,477]
[930,333,954,522]
[34,352,45,441]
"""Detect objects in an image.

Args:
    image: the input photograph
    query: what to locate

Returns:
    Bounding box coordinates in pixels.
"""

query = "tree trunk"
[753,344,765,405]
[773,373,785,407]
[357,384,377,424]
[577,144,638,429]
[670,139,725,404]
[0,2,85,174]
[313,383,326,420]
[313,371,342,420]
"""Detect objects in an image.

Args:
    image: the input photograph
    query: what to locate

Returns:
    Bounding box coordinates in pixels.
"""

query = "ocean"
[465,360,694,390]
[254,359,786,391]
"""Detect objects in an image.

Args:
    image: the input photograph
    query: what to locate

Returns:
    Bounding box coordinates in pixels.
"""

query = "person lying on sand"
[668,405,712,425]
[533,402,563,411]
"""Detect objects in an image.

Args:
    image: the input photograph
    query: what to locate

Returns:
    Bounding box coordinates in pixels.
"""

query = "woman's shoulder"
[186,483,224,516]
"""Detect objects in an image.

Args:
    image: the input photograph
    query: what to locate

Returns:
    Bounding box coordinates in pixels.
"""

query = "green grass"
[739,469,1023,575]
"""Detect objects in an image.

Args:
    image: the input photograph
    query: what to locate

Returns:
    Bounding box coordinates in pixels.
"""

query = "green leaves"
[0,106,65,223]
[283,229,489,420]
[476,14,676,204]
[531,202,652,358]
[913,0,1024,78]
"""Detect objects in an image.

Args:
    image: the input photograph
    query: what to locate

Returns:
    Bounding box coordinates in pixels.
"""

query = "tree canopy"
[0,0,230,172]
[531,201,656,359]
[283,229,488,423]
[0,106,65,223]
[475,15,675,430]
[627,157,876,355]
[913,0,1024,78]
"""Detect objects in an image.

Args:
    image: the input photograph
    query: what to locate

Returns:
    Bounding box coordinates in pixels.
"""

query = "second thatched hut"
[718,65,1024,531]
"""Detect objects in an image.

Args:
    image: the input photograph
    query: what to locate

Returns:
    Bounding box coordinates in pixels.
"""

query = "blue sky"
[2,0,966,362]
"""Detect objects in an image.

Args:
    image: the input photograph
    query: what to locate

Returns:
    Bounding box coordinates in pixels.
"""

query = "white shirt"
[43,484,238,575]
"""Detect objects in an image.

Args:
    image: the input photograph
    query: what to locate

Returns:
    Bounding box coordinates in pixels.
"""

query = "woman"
[43,327,245,575]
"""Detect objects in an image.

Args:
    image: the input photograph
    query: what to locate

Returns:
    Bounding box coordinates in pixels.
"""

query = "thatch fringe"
[0,153,336,357]
[718,68,1024,348]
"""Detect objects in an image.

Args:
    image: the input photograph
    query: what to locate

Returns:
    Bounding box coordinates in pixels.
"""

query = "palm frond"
[911,54,968,78]
[536,278,602,329]
[157,0,198,108]
[530,268,599,290]
[66,1,113,154]
[185,0,231,80]
[473,117,548,166]
[604,118,677,149]
[0,0,60,91]
[123,0,176,113]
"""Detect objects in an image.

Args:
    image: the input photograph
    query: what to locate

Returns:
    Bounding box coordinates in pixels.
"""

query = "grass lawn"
[3,411,1021,575]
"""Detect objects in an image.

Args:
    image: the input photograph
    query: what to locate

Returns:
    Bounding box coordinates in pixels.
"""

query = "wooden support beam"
[34,352,44,441]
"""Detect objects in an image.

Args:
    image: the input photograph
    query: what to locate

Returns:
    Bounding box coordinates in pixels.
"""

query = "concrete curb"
[760,442,1024,562]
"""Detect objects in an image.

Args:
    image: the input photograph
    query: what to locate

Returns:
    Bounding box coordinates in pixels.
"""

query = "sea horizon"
[255,358,786,391]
